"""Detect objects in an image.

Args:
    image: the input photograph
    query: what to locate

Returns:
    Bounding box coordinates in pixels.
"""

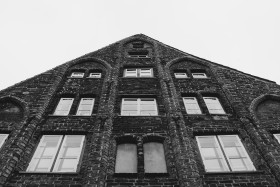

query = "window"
[27,135,85,172]
[0,134,8,148]
[174,73,188,78]
[53,98,74,116]
[196,135,255,172]
[183,97,202,114]
[76,98,95,116]
[115,143,137,173]
[144,142,167,173]
[274,134,280,143]
[203,97,225,114]
[88,73,101,78]
[192,73,207,78]
[71,72,84,78]
[128,51,149,58]
[121,98,158,116]
[124,68,153,77]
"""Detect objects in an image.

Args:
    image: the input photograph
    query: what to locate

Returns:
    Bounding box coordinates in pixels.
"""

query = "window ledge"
[113,173,138,178]
[204,170,264,175]
[48,114,96,117]
[18,171,79,175]
[121,77,156,79]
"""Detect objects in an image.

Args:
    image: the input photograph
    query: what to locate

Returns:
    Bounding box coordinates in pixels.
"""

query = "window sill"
[113,173,137,178]
[18,171,79,175]
[144,173,169,178]
[48,114,96,117]
[204,170,263,175]
[121,77,156,79]
[86,77,101,79]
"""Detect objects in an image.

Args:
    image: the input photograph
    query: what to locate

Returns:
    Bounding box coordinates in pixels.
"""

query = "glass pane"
[76,111,91,116]
[220,136,239,147]
[228,158,248,171]
[115,144,137,173]
[56,158,77,172]
[224,147,246,158]
[175,73,187,78]
[81,99,94,104]
[198,137,217,148]
[0,134,8,148]
[204,159,228,172]
[33,158,53,172]
[144,142,167,173]
[201,148,220,158]
[122,105,137,111]
[89,73,101,78]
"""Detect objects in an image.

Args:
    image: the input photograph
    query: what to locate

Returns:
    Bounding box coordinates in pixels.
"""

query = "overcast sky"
[0,0,279,90]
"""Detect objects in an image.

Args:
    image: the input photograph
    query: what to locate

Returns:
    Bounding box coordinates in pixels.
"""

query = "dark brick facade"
[0,34,280,186]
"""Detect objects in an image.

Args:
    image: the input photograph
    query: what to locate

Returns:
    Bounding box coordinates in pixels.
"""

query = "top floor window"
[53,98,74,116]
[0,134,8,148]
[121,98,158,116]
[71,72,84,78]
[191,69,207,79]
[203,97,225,114]
[128,51,149,58]
[174,72,188,78]
[88,73,101,78]
[76,98,95,116]
[124,68,153,77]
[183,97,202,114]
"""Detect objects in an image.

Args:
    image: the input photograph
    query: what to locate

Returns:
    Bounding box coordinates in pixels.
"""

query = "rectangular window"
[196,135,255,172]
[192,73,207,78]
[27,135,85,173]
[88,73,101,78]
[124,68,153,77]
[115,144,137,173]
[0,134,8,148]
[53,98,74,116]
[183,97,202,114]
[203,97,225,114]
[121,98,158,116]
[76,98,95,116]
[144,142,167,173]
[174,73,188,78]
[71,72,84,78]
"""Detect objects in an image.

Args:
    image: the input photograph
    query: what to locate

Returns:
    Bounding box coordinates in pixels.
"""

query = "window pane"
[140,68,152,77]
[183,98,202,114]
[0,134,8,148]
[203,97,225,114]
[125,69,137,77]
[54,98,74,115]
[53,135,85,172]
[192,73,207,78]
[76,98,94,116]
[115,144,137,173]
[174,73,188,78]
[274,134,280,144]
[27,135,63,172]
[144,142,167,173]
[71,72,84,78]
[204,159,228,172]
[89,73,101,78]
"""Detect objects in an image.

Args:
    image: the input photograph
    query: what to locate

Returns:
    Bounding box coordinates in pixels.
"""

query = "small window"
[27,135,85,172]
[203,97,225,114]
[192,72,207,79]
[196,135,255,172]
[53,98,74,116]
[128,51,149,58]
[124,68,153,78]
[174,73,188,78]
[0,134,8,148]
[121,98,158,116]
[76,98,95,116]
[88,73,101,78]
[115,143,137,173]
[71,72,84,78]
[274,134,280,143]
[144,142,167,173]
[183,97,202,114]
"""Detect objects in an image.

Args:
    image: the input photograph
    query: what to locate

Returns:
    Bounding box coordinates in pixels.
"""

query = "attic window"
[132,42,144,49]
[128,51,149,58]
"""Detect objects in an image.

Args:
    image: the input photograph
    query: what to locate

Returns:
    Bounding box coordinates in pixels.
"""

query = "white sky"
[0,0,280,90]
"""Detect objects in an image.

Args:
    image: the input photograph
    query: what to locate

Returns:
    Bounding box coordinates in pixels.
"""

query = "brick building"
[0,34,280,187]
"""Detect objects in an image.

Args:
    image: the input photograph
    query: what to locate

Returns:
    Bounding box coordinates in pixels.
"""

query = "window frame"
[124,68,153,78]
[192,72,207,79]
[76,98,95,116]
[53,98,74,116]
[26,135,85,173]
[196,135,256,172]
[174,72,188,79]
[183,97,202,114]
[88,72,101,78]
[203,97,226,114]
[70,72,85,78]
[121,98,158,116]
[0,134,8,148]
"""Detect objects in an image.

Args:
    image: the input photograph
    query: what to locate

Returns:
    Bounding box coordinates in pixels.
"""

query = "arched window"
[115,143,137,173]
[144,142,167,173]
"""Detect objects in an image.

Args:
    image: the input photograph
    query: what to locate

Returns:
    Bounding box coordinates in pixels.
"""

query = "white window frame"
[183,97,202,114]
[192,72,207,79]
[76,98,95,116]
[174,73,188,78]
[273,134,280,144]
[88,73,101,78]
[124,68,153,77]
[53,98,74,116]
[0,134,8,148]
[70,72,84,78]
[203,97,226,114]
[196,135,255,172]
[27,135,85,173]
[121,98,158,116]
